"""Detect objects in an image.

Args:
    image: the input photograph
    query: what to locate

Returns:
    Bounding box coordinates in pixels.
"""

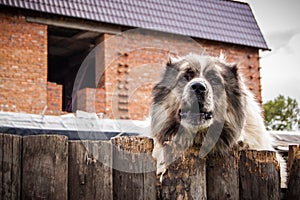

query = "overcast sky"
[239,0,300,103]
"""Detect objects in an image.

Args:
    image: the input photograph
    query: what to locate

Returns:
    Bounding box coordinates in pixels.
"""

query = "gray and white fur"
[150,54,286,187]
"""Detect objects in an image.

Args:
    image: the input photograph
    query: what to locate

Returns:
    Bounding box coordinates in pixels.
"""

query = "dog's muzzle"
[191,82,207,96]
[179,110,213,122]
[178,80,213,126]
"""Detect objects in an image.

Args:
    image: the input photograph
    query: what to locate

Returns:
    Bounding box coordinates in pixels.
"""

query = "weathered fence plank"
[160,147,207,200]
[287,145,300,179]
[206,148,239,200]
[0,133,293,199]
[287,145,300,200]
[22,135,68,200]
[0,133,22,200]
[68,140,113,200]
[239,150,280,200]
[111,136,156,200]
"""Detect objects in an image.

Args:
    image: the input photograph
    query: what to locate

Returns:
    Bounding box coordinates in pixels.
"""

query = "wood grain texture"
[0,133,22,200]
[206,148,239,200]
[160,147,207,200]
[111,136,156,200]
[68,140,113,200]
[287,145,300,200]
[22,135,68,200]
[239,150,280,200]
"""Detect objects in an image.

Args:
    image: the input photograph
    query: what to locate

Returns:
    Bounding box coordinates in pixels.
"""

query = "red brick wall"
[47,82,62,115]
[100,30,261,120]
[76,87,106,114]
[0,11,48,114]
[0,11,261,118]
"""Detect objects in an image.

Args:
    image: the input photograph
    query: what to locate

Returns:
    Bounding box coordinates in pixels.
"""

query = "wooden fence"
[0,133,299,200]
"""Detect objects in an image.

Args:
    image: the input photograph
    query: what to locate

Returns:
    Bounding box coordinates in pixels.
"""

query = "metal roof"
[270,131,300,152]
[0,0,269,50]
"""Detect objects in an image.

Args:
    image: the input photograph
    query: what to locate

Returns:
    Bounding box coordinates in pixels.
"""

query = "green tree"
[263,95,300,131]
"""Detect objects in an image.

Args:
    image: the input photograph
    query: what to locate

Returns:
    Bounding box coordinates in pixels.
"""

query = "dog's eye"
[209,77,222,85]
[183,69,195,81]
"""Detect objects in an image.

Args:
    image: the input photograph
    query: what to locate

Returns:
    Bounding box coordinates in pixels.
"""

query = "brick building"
[0,0,268,120]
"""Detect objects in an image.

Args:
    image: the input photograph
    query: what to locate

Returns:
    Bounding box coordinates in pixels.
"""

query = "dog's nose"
[191,82,207,94]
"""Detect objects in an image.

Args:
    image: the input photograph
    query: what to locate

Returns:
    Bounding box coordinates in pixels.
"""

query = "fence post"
[68,140,113,200]
[22,135,68,200]
[239,150,280,200]
[287,145,300,200]
[0,133,22,200]
[206,148,239,200]
[160,147,207,200]
[111,136,156,200]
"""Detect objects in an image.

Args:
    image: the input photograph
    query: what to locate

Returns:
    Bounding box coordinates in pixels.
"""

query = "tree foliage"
[263,95,300,131]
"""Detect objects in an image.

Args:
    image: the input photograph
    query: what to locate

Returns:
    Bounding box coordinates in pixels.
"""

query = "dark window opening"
[48,26,103,112]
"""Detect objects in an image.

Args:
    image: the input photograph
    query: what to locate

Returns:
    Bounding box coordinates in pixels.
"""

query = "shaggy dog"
[150,54,286,186]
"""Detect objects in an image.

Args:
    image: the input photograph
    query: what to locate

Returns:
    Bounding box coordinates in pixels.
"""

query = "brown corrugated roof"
[0,0,269,50]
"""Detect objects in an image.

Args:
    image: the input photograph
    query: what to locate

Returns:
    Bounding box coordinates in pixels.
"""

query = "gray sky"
[240,0,300,103]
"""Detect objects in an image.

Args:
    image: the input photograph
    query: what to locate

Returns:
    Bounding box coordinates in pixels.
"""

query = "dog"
[150,53,286,186]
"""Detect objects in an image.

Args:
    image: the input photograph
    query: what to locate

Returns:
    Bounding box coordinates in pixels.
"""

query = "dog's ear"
[229,63,238,78]
[167,55,181,66]
[219,51,226,61]
[222,63,239,82]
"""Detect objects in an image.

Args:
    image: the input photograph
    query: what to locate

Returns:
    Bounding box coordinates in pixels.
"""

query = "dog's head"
[151,54,244,144]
